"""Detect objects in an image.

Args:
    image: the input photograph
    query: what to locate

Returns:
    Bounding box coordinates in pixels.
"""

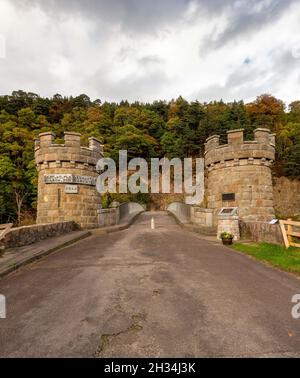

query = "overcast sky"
[0,0,300,104]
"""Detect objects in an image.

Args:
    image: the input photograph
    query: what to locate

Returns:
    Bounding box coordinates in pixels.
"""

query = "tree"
[288,101,300,123]
[113,106,140,127]
[199,101,229,143]
[161,131,181,159]
[0,110,36,224]
[284,144,300,177]
[222,101,253,140]
[0,156,15,222]
[109,124,156,162]
[18,108,36,129]
[246,94,285,131]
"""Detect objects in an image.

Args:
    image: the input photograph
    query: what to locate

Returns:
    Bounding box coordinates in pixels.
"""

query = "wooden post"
[280,219,300,249]
[279,220,289,249]
[287,218,292,246]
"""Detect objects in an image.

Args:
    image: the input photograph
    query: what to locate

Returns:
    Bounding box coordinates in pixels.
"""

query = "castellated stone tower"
[204,128,276,225]
[35,132,103,229]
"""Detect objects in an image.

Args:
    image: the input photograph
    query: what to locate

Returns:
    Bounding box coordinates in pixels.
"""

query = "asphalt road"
[0,211,300,357]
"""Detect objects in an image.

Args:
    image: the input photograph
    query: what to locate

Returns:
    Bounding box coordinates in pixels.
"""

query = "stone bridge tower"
[204,128,276,225]
[35,132,103,229]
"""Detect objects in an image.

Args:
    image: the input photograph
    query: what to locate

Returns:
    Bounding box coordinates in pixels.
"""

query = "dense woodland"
[0,90,300,224]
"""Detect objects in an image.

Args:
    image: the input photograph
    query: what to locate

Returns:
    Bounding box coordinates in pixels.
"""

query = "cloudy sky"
[0,0,300,104]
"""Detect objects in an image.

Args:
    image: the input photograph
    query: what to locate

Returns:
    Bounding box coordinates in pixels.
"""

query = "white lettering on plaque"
[65,185,78,194]
[44,174,96,186]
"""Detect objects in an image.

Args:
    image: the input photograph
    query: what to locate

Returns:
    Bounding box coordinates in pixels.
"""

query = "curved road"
[0,211,300,357]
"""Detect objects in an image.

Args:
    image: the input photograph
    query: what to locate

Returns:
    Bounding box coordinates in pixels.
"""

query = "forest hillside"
[0,91,300,224]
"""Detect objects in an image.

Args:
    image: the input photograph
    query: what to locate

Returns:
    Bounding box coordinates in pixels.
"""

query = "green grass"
[231,242,300,276]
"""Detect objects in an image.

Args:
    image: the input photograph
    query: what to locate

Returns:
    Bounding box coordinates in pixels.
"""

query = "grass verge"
[231,242,300,276]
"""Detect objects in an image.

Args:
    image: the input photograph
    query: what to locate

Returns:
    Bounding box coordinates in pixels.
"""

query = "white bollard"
[0,294,6,319]
[151,217,155,230]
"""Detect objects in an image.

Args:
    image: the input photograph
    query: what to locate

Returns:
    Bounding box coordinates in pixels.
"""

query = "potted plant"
[220,232,234,245]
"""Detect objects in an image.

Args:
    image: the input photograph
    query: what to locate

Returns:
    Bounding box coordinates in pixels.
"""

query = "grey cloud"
[11,0,192,35]
[14,0,293,39]
[116,47,136,63]
[115,48,162,66]
[192,80,271,104]
[199,0,297,51]
[264,49,300,95]
[88,66,170,102]
[1,0,299,103]
[192,47,300,103]
[224,62,267,89]
[11,0,297,48]
[138,55,163,66]
[272,49,300,72]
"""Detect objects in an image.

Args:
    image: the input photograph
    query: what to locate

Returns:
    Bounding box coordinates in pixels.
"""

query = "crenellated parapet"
[35,132,103,171]
[204,128,275,169]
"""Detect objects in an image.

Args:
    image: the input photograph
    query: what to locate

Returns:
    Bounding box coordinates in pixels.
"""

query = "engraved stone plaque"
[65,185,78,194]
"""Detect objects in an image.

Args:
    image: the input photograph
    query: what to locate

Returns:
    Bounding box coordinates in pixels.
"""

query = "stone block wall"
[1,221,77,249]
[205,129,275,226]
[190,207,214,227]
[119,202,146,220]
[35,132,103,229]
[273,176,300,219]
[240,221,284,245]
[98,202,145,227]
[166,202,191,223]
[98,208,119,227]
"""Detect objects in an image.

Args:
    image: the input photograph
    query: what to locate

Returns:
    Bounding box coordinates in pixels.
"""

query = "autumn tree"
[246,94,285,131]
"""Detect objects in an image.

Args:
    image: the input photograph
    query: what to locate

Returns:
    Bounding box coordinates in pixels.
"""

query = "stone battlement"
[35,132,103,169]
[204,128,275,168]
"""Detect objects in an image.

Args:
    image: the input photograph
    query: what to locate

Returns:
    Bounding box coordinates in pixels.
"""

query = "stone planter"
[221,237,233,245]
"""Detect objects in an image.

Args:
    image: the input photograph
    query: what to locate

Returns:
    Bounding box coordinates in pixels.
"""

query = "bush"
[220,232,233,239]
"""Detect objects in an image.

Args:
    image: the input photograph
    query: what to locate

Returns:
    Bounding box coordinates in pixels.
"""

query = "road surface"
[0,212,300,357]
